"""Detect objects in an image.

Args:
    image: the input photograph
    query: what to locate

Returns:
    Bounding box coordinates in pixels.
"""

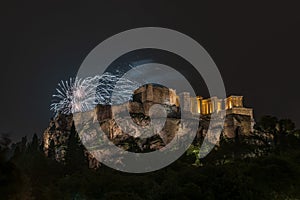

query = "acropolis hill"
[43,84,255,165]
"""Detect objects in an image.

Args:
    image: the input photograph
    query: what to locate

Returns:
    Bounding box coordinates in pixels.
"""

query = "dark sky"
[1,1,300,141]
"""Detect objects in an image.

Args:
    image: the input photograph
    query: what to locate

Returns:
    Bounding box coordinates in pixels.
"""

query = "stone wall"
[226,107,253,119]
[43,113,100,169]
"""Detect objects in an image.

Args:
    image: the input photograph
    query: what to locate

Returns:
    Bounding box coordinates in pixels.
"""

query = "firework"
[96,73,141,105]
[51,72,142,115]
[50,77,98,115]
[110,76,142,104]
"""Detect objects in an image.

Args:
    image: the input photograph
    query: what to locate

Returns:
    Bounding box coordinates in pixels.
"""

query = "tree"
[293,129,300,138]
[255,116,279,147]
[278,119,295,134]
[47,140,56,160]
[0,134,24,198]
[28,133,39,153]
[0,134,11,163]
[255,115,278,133]
[65,122,87,173]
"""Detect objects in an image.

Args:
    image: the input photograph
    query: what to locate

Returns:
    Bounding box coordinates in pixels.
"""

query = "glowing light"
[50,72,141,115]
[50,77,98,114]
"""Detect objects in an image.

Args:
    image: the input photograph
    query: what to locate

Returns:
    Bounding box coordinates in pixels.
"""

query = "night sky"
[1,1,300,141]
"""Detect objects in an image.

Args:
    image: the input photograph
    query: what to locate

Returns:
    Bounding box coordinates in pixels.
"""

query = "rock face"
[43,113,100,169]
[43,113,73,162]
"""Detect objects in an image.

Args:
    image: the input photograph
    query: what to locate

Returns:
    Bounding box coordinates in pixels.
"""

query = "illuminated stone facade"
[132,84,254,138]
[179,93,254,138]
[132,84,179,115]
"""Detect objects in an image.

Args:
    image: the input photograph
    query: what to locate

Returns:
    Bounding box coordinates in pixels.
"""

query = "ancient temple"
[132,84,255,138]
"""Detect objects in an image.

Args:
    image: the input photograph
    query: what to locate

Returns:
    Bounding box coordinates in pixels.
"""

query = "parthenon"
[179,93,253,118]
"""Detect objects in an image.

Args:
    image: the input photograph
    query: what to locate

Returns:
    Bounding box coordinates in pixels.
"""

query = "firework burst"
[95,73,141,105]
[50,77,98,115]
[50,72,142,115]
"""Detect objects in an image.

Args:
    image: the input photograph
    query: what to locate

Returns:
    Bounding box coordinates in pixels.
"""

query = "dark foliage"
[0,116,300,199]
